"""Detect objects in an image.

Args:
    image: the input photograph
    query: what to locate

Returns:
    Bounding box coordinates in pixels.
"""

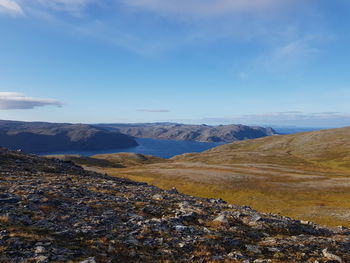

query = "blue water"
[42,138,224,158]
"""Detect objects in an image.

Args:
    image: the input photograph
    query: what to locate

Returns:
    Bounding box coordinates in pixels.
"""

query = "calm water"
[41,138,224,158]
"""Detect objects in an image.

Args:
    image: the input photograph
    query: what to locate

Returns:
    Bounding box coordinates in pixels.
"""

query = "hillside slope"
[49,152,168,169]
[173,126,350,171]
[91,127,350,227]
[0,148,349,262]
[98,123,277,143]
[0,120,138,153]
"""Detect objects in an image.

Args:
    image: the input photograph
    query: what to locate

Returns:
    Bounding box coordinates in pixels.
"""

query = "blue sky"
[0,0,350,127]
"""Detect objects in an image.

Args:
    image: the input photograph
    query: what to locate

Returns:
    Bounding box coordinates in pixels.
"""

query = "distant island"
[0,120,138,153]
[97,123,277,143]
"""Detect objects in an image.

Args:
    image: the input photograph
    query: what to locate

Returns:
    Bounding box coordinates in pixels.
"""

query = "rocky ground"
[0,148,349,263]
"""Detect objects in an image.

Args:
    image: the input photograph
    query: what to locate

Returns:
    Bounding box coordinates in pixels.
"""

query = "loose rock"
[0,148,349,262]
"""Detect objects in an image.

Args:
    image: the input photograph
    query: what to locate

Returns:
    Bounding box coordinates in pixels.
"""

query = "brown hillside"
[90,127,350,227]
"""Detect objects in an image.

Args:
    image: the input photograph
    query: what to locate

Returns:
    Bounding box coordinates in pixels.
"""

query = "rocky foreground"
[0,148,349,263]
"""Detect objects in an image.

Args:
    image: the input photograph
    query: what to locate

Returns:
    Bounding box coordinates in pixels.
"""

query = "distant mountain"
[0,120,138,153]
[97,123,277,143]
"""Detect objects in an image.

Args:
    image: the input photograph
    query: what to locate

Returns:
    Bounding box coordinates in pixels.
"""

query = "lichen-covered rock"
[0,147,349,262]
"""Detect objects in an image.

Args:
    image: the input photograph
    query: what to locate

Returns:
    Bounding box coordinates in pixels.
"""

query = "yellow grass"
[95,167,349,225]
[72,127,350,227]
[0,215,9,224]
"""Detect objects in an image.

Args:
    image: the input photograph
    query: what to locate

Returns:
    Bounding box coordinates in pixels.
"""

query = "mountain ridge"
[97,123,277,143]
[0,120,138,153]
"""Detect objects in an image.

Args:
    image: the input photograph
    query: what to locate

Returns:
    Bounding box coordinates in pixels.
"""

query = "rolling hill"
[0,120,138,153]
[173,126,350,171]
[83,127,350,227]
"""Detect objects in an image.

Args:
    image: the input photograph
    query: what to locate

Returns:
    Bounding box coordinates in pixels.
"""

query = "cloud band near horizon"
[0,92,63,110]
[137,109,170,113]
[199,112,350,127]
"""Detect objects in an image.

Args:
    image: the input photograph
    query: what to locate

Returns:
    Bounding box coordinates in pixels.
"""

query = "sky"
[0,0,350,127]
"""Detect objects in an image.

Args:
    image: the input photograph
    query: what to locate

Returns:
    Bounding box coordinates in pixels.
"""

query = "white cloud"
[0,92,63,110]
[33,0,94,14]
[4,0,323,58]
[12,0,301,17]
[267,36,321,64]
[0,0,23,15]
[122,0,295,16]
[237,34,330,76]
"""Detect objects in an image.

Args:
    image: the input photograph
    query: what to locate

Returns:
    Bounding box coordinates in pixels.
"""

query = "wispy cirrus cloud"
[122,0,298,16]
[258,35,326,71]
[12,0,300,17]
[32,0,95,15]
[137,109,170,113]
[0,92,63,110]
[3,0,326,61]
[0,0,23,15]
[237,33,332,77]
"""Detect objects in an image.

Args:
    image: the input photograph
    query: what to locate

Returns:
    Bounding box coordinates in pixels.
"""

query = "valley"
[68,127,350,227]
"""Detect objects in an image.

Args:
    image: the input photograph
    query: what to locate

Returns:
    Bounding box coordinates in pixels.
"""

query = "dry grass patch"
[95,162,350,227]
[65,127,350,227]
[0,215,9,224]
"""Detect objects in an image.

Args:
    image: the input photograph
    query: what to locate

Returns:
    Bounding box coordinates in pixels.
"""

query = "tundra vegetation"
[69,127,350,227]
[1,148,350,262]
